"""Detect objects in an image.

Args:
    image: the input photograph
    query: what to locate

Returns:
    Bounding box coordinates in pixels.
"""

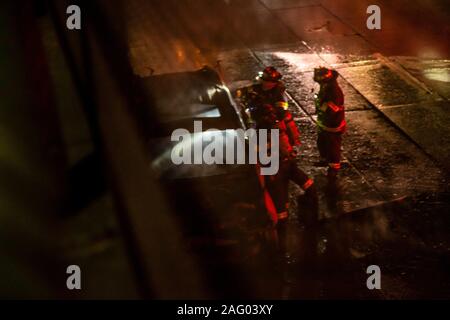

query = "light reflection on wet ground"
[52,0,450,298]
[124,0,450,299]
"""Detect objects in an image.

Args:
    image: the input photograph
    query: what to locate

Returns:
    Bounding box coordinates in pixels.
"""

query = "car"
[134,66,274,260]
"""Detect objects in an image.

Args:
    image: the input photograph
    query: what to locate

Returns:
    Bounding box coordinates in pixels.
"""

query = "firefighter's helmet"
[258,66,282,82]
[313,67,338,83]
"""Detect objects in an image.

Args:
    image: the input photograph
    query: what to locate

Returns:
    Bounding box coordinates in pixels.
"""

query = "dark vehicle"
[134,67,272,262]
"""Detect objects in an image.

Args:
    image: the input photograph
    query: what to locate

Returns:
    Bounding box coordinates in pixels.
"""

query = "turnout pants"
[317,130,342,171]
[263,159,317,253]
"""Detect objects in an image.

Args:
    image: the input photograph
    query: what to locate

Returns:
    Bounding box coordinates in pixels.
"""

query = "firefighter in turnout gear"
[237,66,301,147]
[313,67,346,180]
[255,104,318,256]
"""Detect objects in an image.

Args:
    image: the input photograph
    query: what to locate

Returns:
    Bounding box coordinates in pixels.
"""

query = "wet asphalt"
[42,0,450,298]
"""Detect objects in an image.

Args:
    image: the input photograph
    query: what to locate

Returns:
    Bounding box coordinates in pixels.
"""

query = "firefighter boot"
[327,166,340,191]
[297,184,319,226]
[297,187,319,273]
[325,169,343,215]
[276,219,289,259]
[274,219,291,282]
[327,167,339,182]
[313,158,328,167]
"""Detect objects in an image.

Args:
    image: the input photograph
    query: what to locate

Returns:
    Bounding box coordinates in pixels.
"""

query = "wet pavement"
[40,0,450,298]
[124,0,450,299]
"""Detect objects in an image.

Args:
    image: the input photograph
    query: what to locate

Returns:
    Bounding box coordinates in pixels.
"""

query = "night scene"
[1,0,450,301]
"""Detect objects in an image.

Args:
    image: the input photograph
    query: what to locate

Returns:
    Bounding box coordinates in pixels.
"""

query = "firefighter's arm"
[314,95,326,112]
[275,88,289,110]
[275,101,289,109]
[279,132,294,158]
[326,101,341,112]
[284,111,301,147]
[318,102,328,112]
[236,87,255,127]
[236,85,255,102]
[235,87,246,100]
[316,101,341,113]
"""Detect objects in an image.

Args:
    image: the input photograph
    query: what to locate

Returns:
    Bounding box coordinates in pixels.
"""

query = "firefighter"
[237,66,301,147]
[256,105,318,256]
[313,67,346,180]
